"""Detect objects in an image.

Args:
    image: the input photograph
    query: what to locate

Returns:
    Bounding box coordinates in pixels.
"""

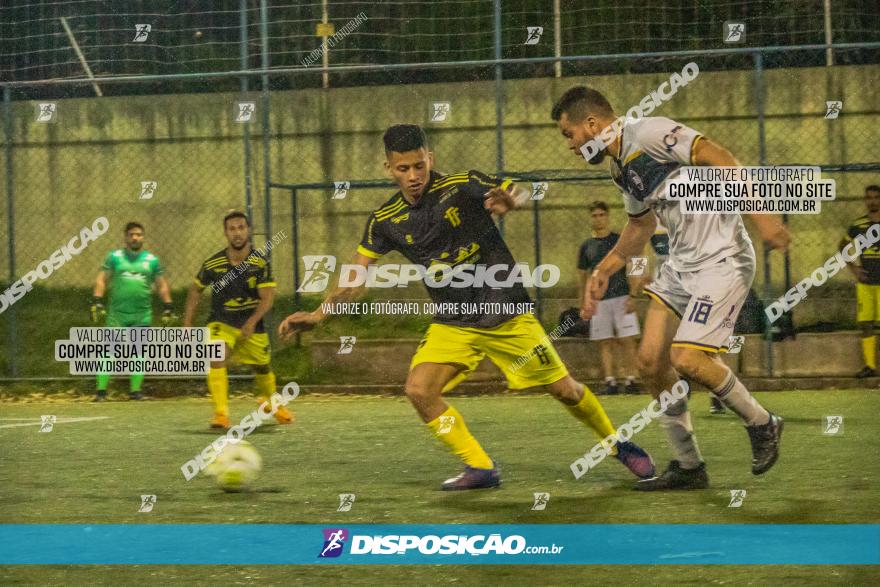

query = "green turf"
[1,389,877,583]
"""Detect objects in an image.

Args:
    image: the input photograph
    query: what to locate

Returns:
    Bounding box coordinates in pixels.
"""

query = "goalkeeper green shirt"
[102,249,163,320]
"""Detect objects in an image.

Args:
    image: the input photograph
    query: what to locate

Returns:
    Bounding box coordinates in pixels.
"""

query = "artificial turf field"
[0,388,878,584]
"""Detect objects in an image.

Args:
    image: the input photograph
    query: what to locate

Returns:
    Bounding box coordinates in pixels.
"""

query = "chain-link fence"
[2,2,879,378]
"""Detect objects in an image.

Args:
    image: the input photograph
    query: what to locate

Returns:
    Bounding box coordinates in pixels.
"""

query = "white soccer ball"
[207,440,262,492]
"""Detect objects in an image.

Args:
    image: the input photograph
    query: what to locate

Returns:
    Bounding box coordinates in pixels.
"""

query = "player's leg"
[94,313,121,401]
[855,283,877,377]
[206,322,236,429]
[611,295,641,394]
[671,253,782,476]
[407,324,498,490]
[597,340,617,394]
[482,312,655,479]
[590,299,617,394]
[127,321,151,400]
[634,296,709,491]
[241,333,292,424]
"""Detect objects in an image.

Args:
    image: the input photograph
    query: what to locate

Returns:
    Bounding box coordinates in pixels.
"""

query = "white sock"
[713,369,770,426]
[660,397,703,469]
[626,375,636,384]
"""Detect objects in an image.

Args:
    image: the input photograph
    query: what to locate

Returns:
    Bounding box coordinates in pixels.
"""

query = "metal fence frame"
[2,0,879,378]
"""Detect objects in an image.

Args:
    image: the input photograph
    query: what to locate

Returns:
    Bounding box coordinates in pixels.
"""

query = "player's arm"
[91,258,111,323]
[841,230,867,282]
[240,285,274,340]
[692,138,790,251]
[483,181,532,216]
[588,211,656,307]
[154,274,177,325]
[182,283,203,328]
[277,253,375,341]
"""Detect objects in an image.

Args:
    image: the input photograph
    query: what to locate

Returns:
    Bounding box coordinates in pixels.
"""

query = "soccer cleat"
[855,366,876,379]
[441,462,501,491]
[258,401,295,425]
[614,441,655,479]
[603,381,619,395]
[634,460,709,491]
[747,413,784,475]
[129,392,143,401]
[210,413,231,430]
[93,391,107,402]
[710,396,726,414]
[624,380,641,395]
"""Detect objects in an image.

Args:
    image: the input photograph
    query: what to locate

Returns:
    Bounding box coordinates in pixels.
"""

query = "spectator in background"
[841,184,880,378]
[578,202,641,395]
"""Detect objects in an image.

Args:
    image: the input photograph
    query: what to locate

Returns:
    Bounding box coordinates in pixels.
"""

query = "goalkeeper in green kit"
[90,222,175,401]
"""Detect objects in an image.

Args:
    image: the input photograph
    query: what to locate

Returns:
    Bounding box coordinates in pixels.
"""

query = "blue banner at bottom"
[0,524,877,565]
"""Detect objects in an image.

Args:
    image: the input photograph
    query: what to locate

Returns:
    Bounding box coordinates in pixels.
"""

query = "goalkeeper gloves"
[161,302,178,325]
[90,297,106,323]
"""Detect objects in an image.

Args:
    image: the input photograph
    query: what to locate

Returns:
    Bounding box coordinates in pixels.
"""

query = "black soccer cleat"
[634,460,709,491]
[441,462,501,491]
[710,396,726,414]
[129,392,144,401]
[855,366,876,379]
[747,413,783,475]
[625,380,641,395]
[93,391,107,402]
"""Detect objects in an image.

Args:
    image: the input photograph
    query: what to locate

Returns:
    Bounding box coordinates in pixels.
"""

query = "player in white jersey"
[551,86,791,490]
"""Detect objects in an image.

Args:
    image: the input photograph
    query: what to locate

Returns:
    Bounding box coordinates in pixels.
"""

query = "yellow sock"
[207,367,229,416]
[426,405,493,469]
[254,371,276,401]
[565,385,618,453]
[863,336,877,369]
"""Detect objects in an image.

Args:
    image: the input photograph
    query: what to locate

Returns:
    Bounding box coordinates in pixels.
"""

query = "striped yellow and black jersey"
[194,248,276,331]
[358,169,532,328]
[846,215,880,284]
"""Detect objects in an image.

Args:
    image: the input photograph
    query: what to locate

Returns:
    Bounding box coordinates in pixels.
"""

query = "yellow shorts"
[857,283,880,323]
[410,313,569,391]
[207,321,271,366]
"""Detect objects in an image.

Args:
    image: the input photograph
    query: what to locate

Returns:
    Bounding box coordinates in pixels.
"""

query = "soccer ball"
[207,440,262,492]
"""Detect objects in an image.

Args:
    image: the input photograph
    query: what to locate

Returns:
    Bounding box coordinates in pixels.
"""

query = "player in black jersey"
[841,185,880,378]
[184,211,292,429]
[279,124,654,490]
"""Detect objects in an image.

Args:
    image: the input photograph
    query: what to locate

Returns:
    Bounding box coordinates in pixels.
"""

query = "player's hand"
[277,311,320,341]
[762,223,791,251]
[238,321,256,341]
[588,269,610,303]
[852,266,868,283]
[483,186,516,216]
[161,303,177,326]
[580,299,596,320]
[90,297,106,323]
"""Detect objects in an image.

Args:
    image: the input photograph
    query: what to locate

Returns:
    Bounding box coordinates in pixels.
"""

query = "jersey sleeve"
[846,223,860,243]
[194,261,215,289]
[467,169,514,192]
[150,255,164,277]
[577,242,591,271]
[636,117,703,166]
[101,251,116,272]
[357,214,395,259]
[257,259,276,288]
[622,190,651,217]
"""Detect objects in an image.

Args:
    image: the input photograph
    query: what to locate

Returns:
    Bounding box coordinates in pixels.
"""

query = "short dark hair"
[588,201,609,213]
[124,222,144,234]
[866,184,880,195]
[223,210,250,228]
[383,124,428,154]
[551,86,614,122]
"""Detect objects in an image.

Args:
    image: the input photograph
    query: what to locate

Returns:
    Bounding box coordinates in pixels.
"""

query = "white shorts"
[644,248,756,353]
[590,295,641,341]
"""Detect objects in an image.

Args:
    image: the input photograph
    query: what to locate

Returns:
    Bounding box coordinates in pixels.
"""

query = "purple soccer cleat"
[614,441,656,479]
[441,462,501,491]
